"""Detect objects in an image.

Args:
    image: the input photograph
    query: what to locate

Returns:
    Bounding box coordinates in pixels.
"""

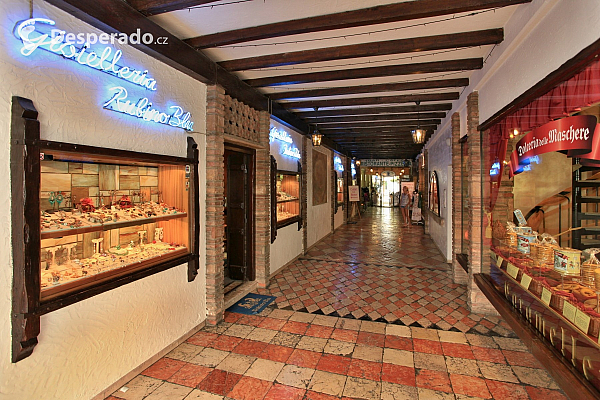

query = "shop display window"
[10,96,199,362]
[428,171,440,216]
[337,175,344,204]
[276,171,301,226]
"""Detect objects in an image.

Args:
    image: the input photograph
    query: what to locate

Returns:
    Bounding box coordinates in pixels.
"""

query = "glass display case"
[276,171,301,226]
[337,176,344,204]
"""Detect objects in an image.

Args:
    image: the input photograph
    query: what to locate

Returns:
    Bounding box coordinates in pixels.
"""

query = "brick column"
[451,112,468,284]
[205,85,226,324]
[255,111,271,287]
[302,137,308,253]
[466,92,496,314]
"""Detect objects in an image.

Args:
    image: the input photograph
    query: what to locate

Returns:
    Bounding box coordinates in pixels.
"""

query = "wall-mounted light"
[311,125,322,146]
[356,160,361,166]
[510,128,520,139]
[370,168,373,172]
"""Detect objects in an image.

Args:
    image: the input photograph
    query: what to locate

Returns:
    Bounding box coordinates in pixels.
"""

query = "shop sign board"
[348,186,360,202]
[334,156,344,172]
[270,126,301,160]
[509,115,599,175]
[361,159,411,168]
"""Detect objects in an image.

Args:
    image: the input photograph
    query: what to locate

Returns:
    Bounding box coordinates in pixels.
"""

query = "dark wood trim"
[270,156,277,244]
[479,38,600,131]
[474,273,600,400]
[129,0,221,15]
[283,93,460,110]
[11,96,41,363]
[311,113,447,124]
[246,59,483,87]
[220,29,503,71]
[316,120,441,129]
[277,216,302,229]
[321,126,437,134]
[187,137,200,282]
[298,104,452,118]
[185,0,530,49]
[456,253,469,273]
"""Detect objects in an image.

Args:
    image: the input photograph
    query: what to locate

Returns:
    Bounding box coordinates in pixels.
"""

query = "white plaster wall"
[269,118,303,275]
[425,129,452,262]
[334,207,344,229]
[0,1,207,399]
[307,146,332,248]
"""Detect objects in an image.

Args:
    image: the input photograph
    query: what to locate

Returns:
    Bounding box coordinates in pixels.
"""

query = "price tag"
[541,287,552,306]
[520,274,532,290]
[507,263,519,279]
[575,309,591,334]
[497,255,504,266]
[563,301,578,323]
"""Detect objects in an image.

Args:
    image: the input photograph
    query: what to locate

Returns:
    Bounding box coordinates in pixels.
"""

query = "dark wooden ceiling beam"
[220,29,503,71]
[269,78,469,100]
[311,112,446,124]
[321,125,438,134]
[246,58,483,87]
[299,103,452,118]
[185,0,530,48]
[128,0,221,15]
[316,119,440,129]
[284,92,459,109]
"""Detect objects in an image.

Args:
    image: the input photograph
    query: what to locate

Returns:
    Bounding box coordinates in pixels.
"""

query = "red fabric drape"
[488,59,600,211]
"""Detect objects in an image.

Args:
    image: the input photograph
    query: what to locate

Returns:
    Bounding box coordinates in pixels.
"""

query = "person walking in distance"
[400,186,412,226]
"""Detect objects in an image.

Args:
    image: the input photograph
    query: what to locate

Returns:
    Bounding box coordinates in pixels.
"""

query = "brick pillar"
[466,92,496,314]
[255,111,271,287]
[302,137,308,254]
[205,85,226,324]
[451,112,468,284]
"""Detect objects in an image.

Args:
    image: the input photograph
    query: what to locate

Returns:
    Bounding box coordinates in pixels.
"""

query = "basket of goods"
[550,282,581,312]
[506,222,518,248]
[80,197,95,213]
[581,249,600,287]
[537,234,558,266]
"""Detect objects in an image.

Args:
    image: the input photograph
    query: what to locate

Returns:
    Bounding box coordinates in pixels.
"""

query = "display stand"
[348,185,361,220]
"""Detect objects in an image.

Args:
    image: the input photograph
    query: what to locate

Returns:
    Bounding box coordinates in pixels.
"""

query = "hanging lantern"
[411,128,426,144]
[312,126,322,146]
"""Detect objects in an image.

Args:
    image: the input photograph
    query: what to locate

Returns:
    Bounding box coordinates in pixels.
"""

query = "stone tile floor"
[108,309,567,400]
[258,208,513,336]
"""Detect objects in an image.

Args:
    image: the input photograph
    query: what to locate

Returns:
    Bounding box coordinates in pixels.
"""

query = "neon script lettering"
[269,126,293,143]
[15,18,157,91]
[104,87,194,131]
[282,145,301,159]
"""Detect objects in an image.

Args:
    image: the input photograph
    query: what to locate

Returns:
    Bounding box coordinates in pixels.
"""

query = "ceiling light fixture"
[411,101,426,144]
[312,125,322,146]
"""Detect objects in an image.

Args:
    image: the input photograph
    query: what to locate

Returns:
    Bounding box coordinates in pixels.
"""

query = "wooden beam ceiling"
[185,0,530,48]
[128,0,221,15]
[314,120,441,129]
[283,92,459,109]
[319,125,438,134]
[220,29,503,71]
[298,104,452,118]
[309,112,447,123]
[246,58,483,87]
[268,78,468,100]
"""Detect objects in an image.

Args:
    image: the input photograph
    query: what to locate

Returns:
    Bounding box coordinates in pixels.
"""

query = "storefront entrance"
[224,145,255,289]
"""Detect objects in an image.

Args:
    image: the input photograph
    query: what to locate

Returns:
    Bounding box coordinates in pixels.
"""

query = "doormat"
[227,293,276,315]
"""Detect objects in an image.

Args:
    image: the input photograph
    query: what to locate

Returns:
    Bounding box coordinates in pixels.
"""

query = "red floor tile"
[526,386,569,400]
[197,369,242,396]
[210,335,244,351]
[413,338,443,355]
[224,312,243,323]
[167,364,213,388]
[347,358,382,381]
[227,376,272,400]
[259,344,294,363]
[415,369,452,393]
[449,374,491,399]
[503,349,542,368]
[305,324,334,339]
[331,329,359,343]
[381,363,415,387]
[472,346,506,364]
[287,348,322,369]
[441,342,475,359]
[258,317,287,331]
[186,331,219,347]
[141,358,186,380]
[281,321,309,335]
[304,391,340,400]
[237,315,264,327]
[356,331,385,347]
[385,335,413,351]
[263,384,306,400]
[486,380,530,400]
[233,339,269,357]
[316,353,351,375]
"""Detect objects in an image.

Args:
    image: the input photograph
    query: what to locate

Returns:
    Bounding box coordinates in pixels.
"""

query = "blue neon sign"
[14,18,157,91]
[334,156,344,172]
[269,126,293,143]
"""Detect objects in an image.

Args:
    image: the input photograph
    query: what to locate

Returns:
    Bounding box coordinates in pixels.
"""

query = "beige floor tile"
[383,348,414,367]
[268,309,294,320]
[289,312,316,323]
[271,331,302,347]
[411,327,439,341]
[223,324,255,338]
[296,336,328,352]
[455,395,487,400]
[466,334,498,349]
[335,318,361,331]
[353,344,384,362]
[512,366,559,389]
[203,323,231,335]
[360,320,386,334]
[276,364,315,389]
[438,330,468,344]
[184,389,224,399]
[493,337,528,352]
[312,314,338,327]
[413,353,446,372]
[445,357,480,377]
[381,381,418,400]
[217,353,255,374]
[343,376,381,400]
[386,325,412,338]
[144,382,193,400]
[167,343,203,362]
[113,375,163,400]
[308,370,346,396]
[246,327,278,343]
[191,348,229,368]
[477,361,518,383]
[324,339,355,356]
[245,358,285,382]
[417,388,455,400]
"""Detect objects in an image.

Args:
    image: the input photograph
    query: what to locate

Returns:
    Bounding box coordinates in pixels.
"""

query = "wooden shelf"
[41,212,187,239]
[277,198,299,204]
